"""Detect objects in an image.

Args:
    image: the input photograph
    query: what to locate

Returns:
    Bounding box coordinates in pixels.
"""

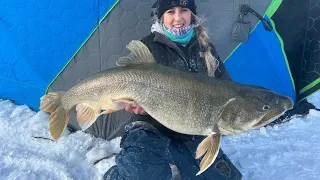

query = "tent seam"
[0,76,46,90]
[269,18,296,92]
[45,0,120,93]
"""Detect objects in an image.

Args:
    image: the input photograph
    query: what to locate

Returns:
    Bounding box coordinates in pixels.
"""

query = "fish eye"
[262,105,270,110]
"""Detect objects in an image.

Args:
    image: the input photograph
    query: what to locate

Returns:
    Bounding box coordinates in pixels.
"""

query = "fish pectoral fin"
[195,135,221,176]
[76,103,102,131]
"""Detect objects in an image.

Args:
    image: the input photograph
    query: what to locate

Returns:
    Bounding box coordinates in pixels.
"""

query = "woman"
[104,0,242,179]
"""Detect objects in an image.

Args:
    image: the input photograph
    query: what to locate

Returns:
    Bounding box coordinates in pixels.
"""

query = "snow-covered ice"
[0,100,121,180]
[0,92,319,180]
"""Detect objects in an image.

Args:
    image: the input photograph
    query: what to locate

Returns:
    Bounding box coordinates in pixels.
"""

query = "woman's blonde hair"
[192,13,219,77]
[152,10,219,77]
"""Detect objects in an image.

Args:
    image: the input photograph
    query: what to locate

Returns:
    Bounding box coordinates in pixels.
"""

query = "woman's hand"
[125,103,148,115]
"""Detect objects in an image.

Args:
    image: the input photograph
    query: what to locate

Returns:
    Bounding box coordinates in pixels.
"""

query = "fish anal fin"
[196,135,221,176]
[116,40,155,66]
[76,97,135,130]
[76,103,101,131]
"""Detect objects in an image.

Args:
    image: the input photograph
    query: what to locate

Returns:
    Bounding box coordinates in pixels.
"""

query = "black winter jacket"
[141,32,230,79]
[135,32,231,140]
[102,32,243,179]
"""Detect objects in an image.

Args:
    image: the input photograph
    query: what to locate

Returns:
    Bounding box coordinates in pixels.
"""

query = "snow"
[0,92,319,180]
[221,109,320,180]
[0,101,121,180]
[307,91,320,109]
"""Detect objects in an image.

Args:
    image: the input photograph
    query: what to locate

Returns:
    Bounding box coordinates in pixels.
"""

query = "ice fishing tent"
[0,0,120,111]
[0,0,319,113]
[273,0,320,103]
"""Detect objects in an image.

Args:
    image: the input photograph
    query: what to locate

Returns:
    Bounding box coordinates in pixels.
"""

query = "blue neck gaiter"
[162,24,195,47]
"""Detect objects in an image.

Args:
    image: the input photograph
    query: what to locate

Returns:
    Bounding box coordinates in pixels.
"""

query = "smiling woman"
[103,0,242,179]
[162,7,192,29]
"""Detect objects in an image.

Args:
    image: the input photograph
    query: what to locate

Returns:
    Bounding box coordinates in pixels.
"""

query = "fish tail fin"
[116,40,155,66]
[40,92,65,113]
[49,106,69,140]
[195,135,221,176]
[40,92,69,140]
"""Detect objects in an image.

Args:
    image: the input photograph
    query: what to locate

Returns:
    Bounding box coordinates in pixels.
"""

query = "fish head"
[216,85,294,135]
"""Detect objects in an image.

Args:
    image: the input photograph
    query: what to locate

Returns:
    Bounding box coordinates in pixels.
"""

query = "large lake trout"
[40,40,293,175]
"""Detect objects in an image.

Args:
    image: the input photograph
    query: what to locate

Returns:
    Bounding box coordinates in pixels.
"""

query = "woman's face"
[162,7,192,30]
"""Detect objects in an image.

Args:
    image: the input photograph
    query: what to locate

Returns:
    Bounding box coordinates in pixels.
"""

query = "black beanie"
[152,0,197,19]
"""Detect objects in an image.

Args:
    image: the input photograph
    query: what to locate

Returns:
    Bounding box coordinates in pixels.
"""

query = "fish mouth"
[252,108,286,128]
[283,97,294,111]
[254,95,293,128]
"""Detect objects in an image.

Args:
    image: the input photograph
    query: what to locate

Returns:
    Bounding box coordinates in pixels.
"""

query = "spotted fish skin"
[40,40,294,176]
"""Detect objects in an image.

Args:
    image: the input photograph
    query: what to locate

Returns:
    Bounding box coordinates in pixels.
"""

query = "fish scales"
[40,40,294,176]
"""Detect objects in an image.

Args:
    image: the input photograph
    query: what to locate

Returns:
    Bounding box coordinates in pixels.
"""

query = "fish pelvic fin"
[40,92,69,140]
[195,135,221,176]
[116,40,155,66]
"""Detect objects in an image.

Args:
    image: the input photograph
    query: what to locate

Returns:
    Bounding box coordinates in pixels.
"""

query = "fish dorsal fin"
[76,102,101,131]
[116,40,155,66]
[195,135,221,176]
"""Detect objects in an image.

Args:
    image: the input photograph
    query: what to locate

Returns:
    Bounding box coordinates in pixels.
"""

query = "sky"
[0,93,319,180]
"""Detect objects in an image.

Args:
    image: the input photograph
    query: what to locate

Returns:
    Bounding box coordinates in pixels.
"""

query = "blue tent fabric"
[225,17,296,104]
[0,0,118,110]
[0,0,297,111]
